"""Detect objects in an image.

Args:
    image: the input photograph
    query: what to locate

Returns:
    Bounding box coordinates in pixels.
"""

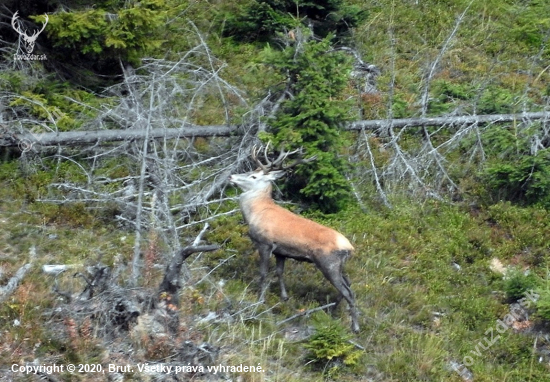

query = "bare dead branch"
[349,112,550,131]
[1,125,234,147]
[158,245,220,297]
[0,263,32,303]
[419,2,473,118]
[360,129,390,207]
[0,246,35,303]
[131,73,155,286]
[192,222,210,246]
[277,303,336,326]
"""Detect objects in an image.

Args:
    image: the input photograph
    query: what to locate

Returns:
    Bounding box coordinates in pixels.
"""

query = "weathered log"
[349,111,550,130]
[2,112,549,148]
[1,125,235,148]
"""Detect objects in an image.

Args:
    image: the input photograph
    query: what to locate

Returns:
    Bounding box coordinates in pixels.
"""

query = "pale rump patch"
[336,233,354,251]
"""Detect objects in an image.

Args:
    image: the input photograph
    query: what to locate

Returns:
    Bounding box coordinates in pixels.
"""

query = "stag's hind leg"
[328,273,359,333]
[316,252,359,333]
[333,273,353,309]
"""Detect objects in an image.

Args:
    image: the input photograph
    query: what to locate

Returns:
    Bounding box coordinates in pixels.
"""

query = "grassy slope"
[1,166,549,380]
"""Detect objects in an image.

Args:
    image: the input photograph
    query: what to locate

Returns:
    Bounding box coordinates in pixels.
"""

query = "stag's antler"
[251,142,316,174]
[251,145,269,174]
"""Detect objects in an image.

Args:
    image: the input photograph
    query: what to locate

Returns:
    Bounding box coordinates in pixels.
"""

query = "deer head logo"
[11,11,48,54]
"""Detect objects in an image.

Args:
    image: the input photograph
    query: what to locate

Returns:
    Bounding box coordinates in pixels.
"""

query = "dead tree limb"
[2,112,549,148]
[0,263,32,303]
[349,111,550,131]
[0,246,35,303]
[1,125,236,148]
[277,303,336,326]
[158,245,220,299]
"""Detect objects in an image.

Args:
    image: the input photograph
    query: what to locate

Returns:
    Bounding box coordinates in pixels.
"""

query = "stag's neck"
[238,186,274,223]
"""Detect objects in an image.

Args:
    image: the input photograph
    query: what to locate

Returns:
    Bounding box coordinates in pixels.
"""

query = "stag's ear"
[267,170,286,180]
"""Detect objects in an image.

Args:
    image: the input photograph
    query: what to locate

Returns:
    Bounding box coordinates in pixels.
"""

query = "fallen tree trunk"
[2,112,549,148]
[1,124,236,148]
[349,111,550,130]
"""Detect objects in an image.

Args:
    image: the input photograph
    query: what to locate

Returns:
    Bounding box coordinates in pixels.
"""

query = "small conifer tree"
[221,0,365,43]
[261,32,352,212]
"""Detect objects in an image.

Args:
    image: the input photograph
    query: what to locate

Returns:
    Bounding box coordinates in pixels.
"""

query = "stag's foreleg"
[255,241,280,301]
[275,254,288,300]
[255,241,289,301]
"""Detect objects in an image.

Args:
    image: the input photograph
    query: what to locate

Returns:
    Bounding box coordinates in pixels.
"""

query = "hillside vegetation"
[1,0,550,381]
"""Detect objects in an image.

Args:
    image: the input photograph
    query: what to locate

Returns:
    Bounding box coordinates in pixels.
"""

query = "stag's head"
[229,143,316,193]
[12,11,48,54]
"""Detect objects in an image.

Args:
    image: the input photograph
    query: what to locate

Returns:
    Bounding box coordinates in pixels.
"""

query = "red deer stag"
[229,145,359,332]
